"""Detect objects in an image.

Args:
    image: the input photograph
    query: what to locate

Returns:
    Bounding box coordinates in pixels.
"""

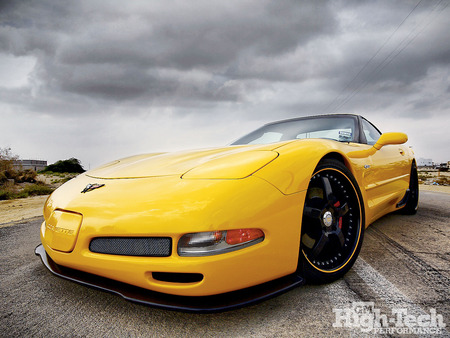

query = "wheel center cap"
[323,211,333,228]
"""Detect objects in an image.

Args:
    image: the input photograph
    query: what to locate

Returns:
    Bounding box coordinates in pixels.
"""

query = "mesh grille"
[89,237,172,257]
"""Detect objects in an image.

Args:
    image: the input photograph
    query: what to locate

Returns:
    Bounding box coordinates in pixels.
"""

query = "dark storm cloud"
[1,0,449,166]
[0,0,448,121]
[0,0,337,106]
[56,1,335,69]
[0,0,76,54]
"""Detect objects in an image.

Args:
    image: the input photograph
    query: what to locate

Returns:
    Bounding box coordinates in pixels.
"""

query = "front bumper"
[41,174,306,296]
[35,244,305,312]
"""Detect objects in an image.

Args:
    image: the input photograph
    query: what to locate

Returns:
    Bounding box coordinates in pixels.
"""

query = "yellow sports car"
[35,114,418,312]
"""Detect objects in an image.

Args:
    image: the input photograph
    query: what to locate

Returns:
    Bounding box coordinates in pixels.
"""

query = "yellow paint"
[373,132,408,150]
[40,132,414,296]
[43,210,83,252]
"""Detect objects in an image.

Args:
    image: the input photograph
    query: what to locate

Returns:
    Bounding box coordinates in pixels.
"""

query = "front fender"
[254,140,350,195]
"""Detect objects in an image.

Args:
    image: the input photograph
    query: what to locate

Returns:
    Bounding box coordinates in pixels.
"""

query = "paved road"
[1,191,448,337]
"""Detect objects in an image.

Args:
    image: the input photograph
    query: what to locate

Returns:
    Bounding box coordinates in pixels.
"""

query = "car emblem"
[81,183,105,193]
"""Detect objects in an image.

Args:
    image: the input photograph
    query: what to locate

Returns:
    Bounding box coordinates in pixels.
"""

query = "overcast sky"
[1,0,449,169]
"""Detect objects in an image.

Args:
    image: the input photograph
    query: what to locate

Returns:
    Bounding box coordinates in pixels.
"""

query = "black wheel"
[401,162,419,215]
[299,159,364,283]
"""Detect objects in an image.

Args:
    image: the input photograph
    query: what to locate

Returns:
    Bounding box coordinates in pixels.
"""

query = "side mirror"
[373,132,408,150]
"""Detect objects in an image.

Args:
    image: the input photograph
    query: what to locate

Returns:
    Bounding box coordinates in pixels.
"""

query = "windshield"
[232,116,357,145]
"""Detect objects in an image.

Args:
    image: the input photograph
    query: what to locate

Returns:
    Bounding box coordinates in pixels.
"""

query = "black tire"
[299,159,365,283]
[401,162,419,215]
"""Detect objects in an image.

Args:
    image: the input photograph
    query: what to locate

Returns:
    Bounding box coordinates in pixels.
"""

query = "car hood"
[86,142,292,179]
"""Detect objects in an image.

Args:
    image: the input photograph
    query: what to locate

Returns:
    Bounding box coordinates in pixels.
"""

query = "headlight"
[177,229,264,256]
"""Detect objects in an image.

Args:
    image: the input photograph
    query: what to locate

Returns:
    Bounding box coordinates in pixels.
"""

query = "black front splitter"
[35,244,305,313]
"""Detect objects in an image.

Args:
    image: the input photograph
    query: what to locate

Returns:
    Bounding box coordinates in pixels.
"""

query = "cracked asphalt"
[1,190,448,337]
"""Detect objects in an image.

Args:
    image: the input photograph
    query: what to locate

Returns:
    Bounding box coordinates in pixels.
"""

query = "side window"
[362,119,381,145]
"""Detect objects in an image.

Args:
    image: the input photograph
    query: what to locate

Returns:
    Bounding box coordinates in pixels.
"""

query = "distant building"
[417,158,433,167]
[14,160,47,172]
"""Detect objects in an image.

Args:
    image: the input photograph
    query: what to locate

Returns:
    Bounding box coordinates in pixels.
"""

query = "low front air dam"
[39,174,307,297]
[35,244,305,312]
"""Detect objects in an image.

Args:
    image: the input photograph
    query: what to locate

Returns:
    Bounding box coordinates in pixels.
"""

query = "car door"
[360,119,410,222]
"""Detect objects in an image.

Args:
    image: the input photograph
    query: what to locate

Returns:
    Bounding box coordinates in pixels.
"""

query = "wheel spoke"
[337,202,349,217]
[304,206,322,219]
[321,176,333,200]
[312,232,329,256]
[333,227,345,248]
[321,176,337,205]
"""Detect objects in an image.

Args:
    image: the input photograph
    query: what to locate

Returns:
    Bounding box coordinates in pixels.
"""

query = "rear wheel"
[299,159,364,283]
[401,162,419,215]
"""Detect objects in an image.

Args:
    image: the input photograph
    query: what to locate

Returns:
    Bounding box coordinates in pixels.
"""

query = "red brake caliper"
[334,201,343,229]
